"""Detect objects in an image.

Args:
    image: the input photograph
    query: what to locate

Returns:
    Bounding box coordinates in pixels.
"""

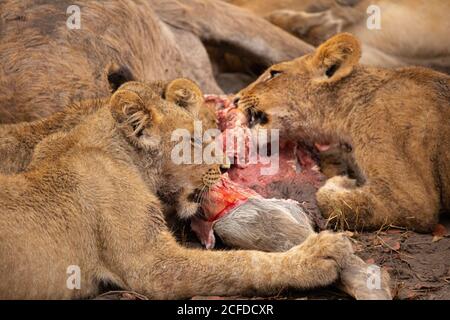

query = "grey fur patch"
[214,197,314,252]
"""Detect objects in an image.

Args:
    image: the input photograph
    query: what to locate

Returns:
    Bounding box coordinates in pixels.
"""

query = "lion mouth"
[187,188,202,203]
[187,186,215,205]
[244,107,269,128]
[205,94,323,172]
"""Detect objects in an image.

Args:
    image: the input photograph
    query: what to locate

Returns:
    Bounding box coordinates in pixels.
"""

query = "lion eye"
[267,69,282,80]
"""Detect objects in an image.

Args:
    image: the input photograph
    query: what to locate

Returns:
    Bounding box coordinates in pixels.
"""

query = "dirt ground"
[352,217,450,300]
[96,215,450,301]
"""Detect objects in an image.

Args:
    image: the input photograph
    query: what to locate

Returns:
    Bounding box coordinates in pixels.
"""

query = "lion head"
[110,79,222,219]
[234,33,362,145]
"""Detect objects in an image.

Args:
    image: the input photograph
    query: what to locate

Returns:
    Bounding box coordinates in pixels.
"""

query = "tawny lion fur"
[0,79,354,299]
[227,0,450,73]
[0,0,312,124]
[236,33,450,232]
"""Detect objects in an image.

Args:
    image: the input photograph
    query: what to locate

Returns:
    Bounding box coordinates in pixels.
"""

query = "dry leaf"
[386,229,403,235]
[343,231,355,238]
[432,224,447,242]
[380,236,401,251]
[391,241,401,251]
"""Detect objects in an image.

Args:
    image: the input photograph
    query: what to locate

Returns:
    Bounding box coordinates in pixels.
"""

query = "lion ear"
[110,82,161,148]
[165,78,203,113]
[310,33,361,83]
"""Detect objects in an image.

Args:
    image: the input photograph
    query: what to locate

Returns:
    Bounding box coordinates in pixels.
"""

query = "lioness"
[0,79,353,299]
[235,33,450,232]
[228,0,450,73]
[0,79,216,176]
[0,0,312,124]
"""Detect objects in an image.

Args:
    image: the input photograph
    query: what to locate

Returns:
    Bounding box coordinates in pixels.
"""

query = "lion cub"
[235,33,450,232]
[0,79,353,299]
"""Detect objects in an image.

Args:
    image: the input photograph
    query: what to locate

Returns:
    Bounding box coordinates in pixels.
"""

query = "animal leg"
[317,176,439,232]
[117,230,353,299]
[338,254,392,300]
[152,0,313,65]
[266,9,344,42]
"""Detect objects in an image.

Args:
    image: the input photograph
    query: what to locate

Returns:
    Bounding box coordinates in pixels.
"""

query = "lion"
[0,0,312,124]
[227,0,450,74]
[0,101,100,175]
[0,79,218,176]
[234,33,450,232]
[0,78,355,299]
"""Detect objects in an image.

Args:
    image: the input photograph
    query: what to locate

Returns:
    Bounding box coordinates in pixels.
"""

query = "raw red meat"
[191,173,259,249]
[191,96,328,248]
[205,95,326,221]
[192,97,393,300]
[191,173,315,250]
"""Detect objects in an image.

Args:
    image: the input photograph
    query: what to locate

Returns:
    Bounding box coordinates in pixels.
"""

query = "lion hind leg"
[266,9,344,43]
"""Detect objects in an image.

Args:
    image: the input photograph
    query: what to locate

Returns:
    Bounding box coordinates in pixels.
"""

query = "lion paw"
[287,231,353,289]
[320,176,357,193]
[316,176,361,230]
